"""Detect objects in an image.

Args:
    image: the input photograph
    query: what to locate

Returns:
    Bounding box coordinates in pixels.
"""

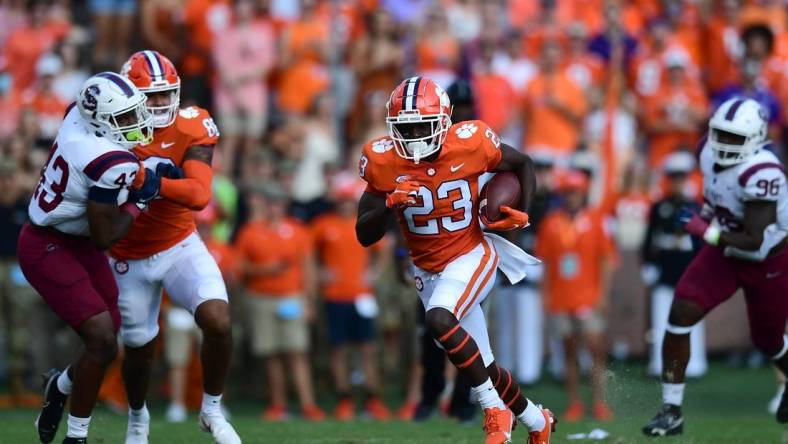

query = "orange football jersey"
[111,106,220,260]
[359,120,502,273]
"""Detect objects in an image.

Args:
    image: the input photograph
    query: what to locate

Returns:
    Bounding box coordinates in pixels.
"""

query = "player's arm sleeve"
[85,151,141,204]
[740,164,786,202]
[159,145,214,210]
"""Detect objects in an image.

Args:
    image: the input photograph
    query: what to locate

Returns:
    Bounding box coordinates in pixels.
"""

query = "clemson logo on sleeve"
[372,139,394,153]
[455,123,478,139]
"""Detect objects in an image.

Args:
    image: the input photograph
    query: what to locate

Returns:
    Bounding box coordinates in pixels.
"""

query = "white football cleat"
[769,383,785,414]
[124,416,149,444]
[199,412,241,444]
[165,403,188,423]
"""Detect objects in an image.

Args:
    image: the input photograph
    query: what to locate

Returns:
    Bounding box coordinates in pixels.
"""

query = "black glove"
[155,162,185,179]
[128,168,161,203]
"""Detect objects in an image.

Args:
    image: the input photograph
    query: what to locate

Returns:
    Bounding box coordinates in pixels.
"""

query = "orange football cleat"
[483,407,514,444]
[365,397,392,420]
[397,401,417,420]
[302,404,327,421]
[592,401,614,421]
[334,398,354,421]
[528,407,556,444]
[562,400,584,422]
[261,404,287,421]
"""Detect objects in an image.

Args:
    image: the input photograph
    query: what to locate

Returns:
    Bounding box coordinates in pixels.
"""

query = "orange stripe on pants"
[459,248,499,319]
[453,240,492,317]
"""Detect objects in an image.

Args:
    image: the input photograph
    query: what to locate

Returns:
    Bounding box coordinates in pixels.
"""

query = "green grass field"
[0,363,785,443]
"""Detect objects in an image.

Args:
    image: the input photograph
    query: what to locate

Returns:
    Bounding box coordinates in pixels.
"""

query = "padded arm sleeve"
[158,159,213,210]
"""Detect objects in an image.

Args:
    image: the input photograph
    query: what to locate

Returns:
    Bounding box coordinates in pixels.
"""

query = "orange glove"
[482,206,530,231]
[385,178,420,208]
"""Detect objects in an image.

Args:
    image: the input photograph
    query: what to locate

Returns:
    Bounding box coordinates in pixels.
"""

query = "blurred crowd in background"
[2,0,788,423]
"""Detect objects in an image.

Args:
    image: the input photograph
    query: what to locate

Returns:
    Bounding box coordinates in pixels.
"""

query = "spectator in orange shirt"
[536,170,615,423]
[3,1,67,93]
[22,54,68,143]
[277,0,330,115]
[181,0,231,107]
[312,179,391,421]
[703,0,743,95]
[522,40,587,162]
[642,50,707,169]
[471,36,517,134]
[413,7,460,88]
[741,24,785,95]
[630,20,674,100]
[563,22,604,92]
[348,9,404,142]
[235,184,325,421]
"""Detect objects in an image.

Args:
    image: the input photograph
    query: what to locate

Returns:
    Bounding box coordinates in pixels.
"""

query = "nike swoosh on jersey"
[161,142,175,148]
[450,163,465,172]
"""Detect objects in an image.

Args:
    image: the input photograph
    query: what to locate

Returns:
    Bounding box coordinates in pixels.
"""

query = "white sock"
[662,383,685,406]
[471,378,505,410]
[129,404,150,423]
[517,399,546,432]
[57,368,73,395]
[66,414,90,438]
[201,392,222,415]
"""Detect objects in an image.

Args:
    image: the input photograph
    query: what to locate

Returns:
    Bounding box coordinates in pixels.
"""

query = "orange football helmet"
[121,50,180,128]
[386,76,452,163]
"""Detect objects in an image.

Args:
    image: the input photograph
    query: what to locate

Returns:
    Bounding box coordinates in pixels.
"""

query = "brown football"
[479,172,522,222]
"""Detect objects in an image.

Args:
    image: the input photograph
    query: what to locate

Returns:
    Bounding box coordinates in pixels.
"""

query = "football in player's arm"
[356,143,535,246]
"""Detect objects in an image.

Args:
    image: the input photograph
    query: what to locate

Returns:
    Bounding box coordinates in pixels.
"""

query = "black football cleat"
[777,385,788,423]
[36,368,69,443]
[62,438,87,444]
[642,404,684,437]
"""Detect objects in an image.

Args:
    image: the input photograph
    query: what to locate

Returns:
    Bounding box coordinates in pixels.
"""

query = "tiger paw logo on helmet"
[372,138,394,153]
[455,123,478,139]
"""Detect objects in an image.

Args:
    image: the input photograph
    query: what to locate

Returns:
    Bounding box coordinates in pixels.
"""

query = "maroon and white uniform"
[675,140,788,355]
[18,105,139,331]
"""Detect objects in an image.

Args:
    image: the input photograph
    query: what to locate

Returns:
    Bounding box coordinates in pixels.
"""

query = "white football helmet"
[708,97,767,166]
[77,72,154,148]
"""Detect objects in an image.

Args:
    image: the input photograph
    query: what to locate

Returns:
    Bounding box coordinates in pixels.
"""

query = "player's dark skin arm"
[493,143,537,211]
[356,192,392,247]
[86,200,136,250]
[184,144,214,165]
[718,200,776,251]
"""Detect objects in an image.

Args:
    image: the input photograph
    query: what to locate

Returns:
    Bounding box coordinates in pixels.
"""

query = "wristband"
[703,225,721,246]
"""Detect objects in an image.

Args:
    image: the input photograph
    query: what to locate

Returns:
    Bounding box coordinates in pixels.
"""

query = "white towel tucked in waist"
[484,232,541,284]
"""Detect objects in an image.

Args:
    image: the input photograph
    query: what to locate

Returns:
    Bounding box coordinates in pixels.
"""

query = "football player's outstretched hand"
[385,178,420,208]
[483,206,530,231]
[129,168,161,203]
[155,162,185,179]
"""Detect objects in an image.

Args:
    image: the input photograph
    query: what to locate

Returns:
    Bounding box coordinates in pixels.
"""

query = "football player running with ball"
[643,97,788,437]
[356,76,556,444]
[20,72,158,444]
[109,51,240,444]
